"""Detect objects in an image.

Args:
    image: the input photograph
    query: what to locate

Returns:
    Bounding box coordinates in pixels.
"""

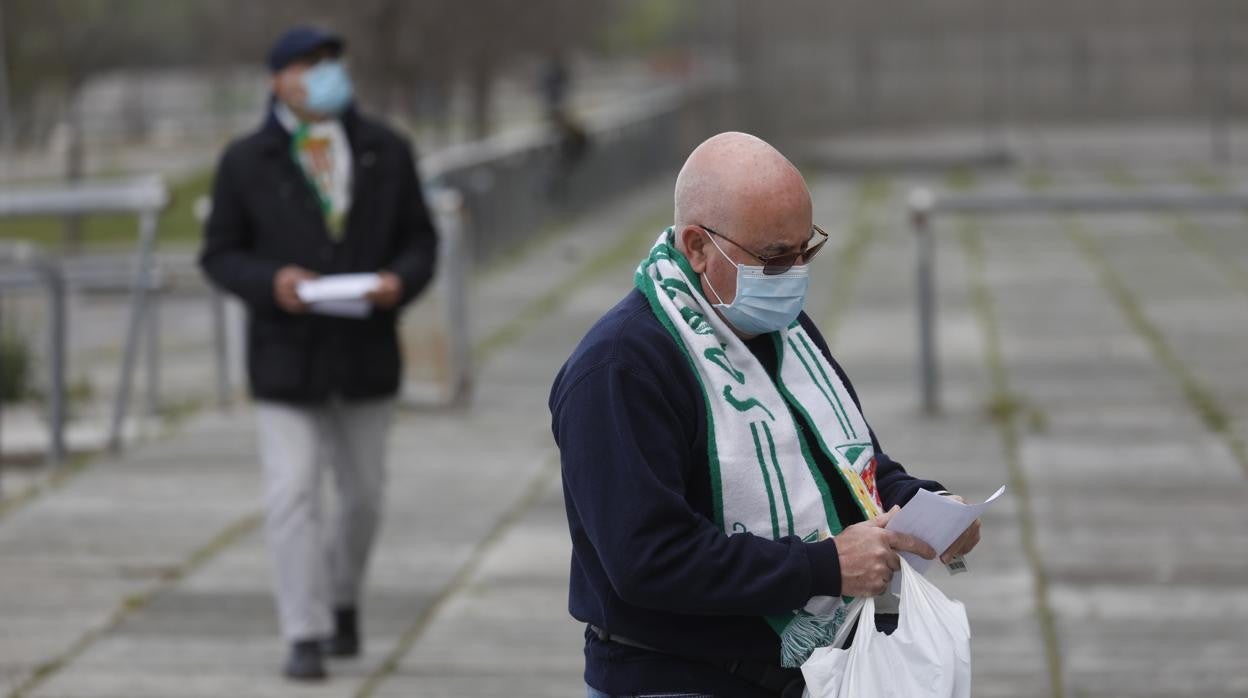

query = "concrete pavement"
[2,167,1247,697]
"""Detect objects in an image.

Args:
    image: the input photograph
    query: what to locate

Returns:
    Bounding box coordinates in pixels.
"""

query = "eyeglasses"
[699,224,830,275]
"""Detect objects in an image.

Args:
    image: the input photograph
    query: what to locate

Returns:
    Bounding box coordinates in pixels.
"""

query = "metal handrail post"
[145,289,160,417]
[0,245,67,465]
[910,188,940,416]
[42,257,66,465]
[210,288,231,410]
[431,188,472,407]
[1,299,4,494]
[108,209,159,452]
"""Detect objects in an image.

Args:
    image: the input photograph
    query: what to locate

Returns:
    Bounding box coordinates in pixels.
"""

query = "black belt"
[589,625,805,698]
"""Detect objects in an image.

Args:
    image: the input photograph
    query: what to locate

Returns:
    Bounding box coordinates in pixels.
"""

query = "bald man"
[549,133,980,698]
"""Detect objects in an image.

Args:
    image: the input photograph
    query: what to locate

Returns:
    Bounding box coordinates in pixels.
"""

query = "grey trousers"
[254,397,394,642]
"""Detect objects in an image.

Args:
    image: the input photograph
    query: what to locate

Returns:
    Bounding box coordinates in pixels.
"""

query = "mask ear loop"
[700,229,738,306]
[704,274,728,306]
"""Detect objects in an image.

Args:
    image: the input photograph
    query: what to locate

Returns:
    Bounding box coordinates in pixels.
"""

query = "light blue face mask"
[302,60,354,116]
[703,232,810,335]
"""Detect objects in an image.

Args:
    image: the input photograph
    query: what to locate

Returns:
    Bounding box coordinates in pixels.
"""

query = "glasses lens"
[763,255,799,275]
[802,237,829,264]
[762,228,829,275]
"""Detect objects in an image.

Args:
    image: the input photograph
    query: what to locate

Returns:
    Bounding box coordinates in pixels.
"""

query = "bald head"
[670,133,818,337]
[674,132,811,241]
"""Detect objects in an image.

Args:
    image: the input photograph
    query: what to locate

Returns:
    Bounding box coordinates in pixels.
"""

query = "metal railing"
[424,81,732,266]
[425,188,472,407]
[0,243,66,471]
[0,177,170,456]
[907,186,1248,414]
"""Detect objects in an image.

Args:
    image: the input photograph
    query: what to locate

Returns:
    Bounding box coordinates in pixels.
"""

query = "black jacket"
[200,106,438,403]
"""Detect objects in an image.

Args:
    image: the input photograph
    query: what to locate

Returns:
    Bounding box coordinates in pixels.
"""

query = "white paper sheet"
[886,485,1005,584]
[296,273,381,303]
[306,299,371,318]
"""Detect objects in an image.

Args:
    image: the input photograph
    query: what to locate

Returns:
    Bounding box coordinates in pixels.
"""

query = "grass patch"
[943,169,977,191]
[156,395,208,437]
[0,385,205,521]
[472,206,670,364]
[858,173,892,202]
[0,169,214,250]
[1064,218,1248,475]
[7,511,261,698]
[1183,167,1228,191]
[959,219,1066,698]
[980,391,1049,434]
[355,456,559,698]
[1168,216,1248,298]
[1101,166,1137,188]
[980,391,1026,423]
[0,334,32,403]
[1024,170,1054,191]
[819,176,891,345]
[0,452,92,522]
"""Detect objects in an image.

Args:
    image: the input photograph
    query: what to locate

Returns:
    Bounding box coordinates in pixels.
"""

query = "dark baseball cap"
[267,26,345,72]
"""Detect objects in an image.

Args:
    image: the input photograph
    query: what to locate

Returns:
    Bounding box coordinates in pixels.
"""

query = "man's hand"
[835,506,936,597]
[940,495,982,564]
[274,265,318,313]
[366,271,404,309]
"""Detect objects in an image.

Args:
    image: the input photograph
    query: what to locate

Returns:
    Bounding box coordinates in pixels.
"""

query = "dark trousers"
[587,688,712,698]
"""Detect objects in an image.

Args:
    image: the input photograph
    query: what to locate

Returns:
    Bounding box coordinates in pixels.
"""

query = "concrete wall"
[733,0,1247,140]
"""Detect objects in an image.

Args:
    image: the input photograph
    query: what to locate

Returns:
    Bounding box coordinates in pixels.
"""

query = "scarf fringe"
[778,606,853,668]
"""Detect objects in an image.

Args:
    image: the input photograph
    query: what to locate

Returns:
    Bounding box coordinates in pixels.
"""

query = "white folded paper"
[297,273,380,318]
[297,273,381,303]
[886,485,1005,588]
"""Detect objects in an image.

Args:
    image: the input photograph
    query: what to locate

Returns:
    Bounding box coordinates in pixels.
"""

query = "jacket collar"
[256,99,382,157]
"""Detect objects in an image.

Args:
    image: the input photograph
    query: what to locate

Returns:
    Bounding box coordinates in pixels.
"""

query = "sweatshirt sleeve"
[872,444,944,510]
[553,359,843,616]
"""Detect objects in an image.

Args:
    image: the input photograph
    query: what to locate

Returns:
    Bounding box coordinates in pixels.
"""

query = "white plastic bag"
[801,557,971,698]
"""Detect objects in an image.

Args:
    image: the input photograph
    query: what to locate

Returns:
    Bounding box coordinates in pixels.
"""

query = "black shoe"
[284,639,327,681]
[322,606,361,658]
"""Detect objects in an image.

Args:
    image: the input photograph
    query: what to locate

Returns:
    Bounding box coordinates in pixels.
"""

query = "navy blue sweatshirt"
[549,289,944,697]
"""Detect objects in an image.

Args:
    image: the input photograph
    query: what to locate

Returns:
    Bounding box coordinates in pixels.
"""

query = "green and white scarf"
[275,102,353,239]
[635,229,885,667]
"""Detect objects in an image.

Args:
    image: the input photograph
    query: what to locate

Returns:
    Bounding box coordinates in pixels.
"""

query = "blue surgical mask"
[703,232,810,335]
[302,60,353,116]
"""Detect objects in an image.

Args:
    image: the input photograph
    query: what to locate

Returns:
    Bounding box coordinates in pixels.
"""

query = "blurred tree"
[0,0,691,155]
[1,0,200,249]
[305,0,614,138]
[604,0,689,55]
[177,0,625,139]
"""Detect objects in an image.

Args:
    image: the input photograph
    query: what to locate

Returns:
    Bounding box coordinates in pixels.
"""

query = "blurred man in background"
[199,26,437,681]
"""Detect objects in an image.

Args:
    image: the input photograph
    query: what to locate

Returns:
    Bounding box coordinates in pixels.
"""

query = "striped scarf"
[635,229,884,667]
